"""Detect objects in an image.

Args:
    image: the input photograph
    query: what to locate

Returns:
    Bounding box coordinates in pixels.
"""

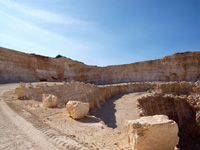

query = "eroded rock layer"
[1,47,200,84]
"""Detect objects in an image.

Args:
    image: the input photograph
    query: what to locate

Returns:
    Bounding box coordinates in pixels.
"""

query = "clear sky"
[0,0,200,66]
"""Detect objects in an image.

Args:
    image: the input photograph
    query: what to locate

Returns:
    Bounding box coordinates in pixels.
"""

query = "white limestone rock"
[125,115,179,150]
[19,82,26,88]
[42,94,58,108]
[66,101,89,119]
[26,83,33,88]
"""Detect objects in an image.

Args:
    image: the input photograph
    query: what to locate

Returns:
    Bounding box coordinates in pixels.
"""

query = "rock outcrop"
[125,115,179,150]
[1,47,200,84]
[66,101,89,119]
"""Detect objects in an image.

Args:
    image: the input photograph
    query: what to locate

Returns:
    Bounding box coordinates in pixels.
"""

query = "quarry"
[0,47,200,150]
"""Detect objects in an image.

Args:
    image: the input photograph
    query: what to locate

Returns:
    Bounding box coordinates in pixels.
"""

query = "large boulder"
[125,115,179,150]
[42,94,58,108]
[66,101,89,119]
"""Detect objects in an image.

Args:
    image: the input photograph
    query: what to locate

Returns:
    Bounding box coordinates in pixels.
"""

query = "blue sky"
[0,0,200,66]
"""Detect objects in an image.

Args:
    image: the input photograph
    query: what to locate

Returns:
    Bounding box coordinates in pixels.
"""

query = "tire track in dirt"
[0,84,91,150]
[0,99,59,150]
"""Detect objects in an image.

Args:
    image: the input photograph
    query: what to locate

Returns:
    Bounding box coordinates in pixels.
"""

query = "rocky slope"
[0,47,200,84]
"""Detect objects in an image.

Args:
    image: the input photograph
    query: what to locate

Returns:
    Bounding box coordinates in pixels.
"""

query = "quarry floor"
[0,83,151,150]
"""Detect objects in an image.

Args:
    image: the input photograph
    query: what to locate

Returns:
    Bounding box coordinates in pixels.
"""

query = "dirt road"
[91,92,151,133]
[0,84,61,150]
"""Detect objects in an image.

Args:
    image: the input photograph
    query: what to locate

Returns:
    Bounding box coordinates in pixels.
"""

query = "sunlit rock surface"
[66,101,89,119]
[1,47,200,84]
[42,94,58,108]
[125,115,179,150]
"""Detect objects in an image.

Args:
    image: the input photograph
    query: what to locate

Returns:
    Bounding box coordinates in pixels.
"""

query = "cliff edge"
[0,47,200,84]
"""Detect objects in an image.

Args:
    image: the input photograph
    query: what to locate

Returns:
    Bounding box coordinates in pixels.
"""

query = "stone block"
[42,94,58,108]
[125,115,179,150]
[66,101,89,119]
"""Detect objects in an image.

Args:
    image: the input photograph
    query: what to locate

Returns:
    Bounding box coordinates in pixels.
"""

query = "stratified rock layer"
[1,47,200,84]
[125,115,179,150]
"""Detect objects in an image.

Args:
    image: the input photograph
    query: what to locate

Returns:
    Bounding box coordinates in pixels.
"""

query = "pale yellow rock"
[19,82,26,88]
[125,115,179,150]
[15,88,27,99]
[35,84,41,88]
[66,101,89,119]
[42,94,58,108]
[26,83,33,88]
[51,95,58,107]
[1,47,200,84]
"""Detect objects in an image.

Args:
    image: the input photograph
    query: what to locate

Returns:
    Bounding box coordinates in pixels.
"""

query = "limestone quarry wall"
[15,81,196,111]
[0,47,87,83]
[154,81,195,95]
[15,82,105,109]
[98,82,155,100]
[1,47,200,84]
[15,81,156,110]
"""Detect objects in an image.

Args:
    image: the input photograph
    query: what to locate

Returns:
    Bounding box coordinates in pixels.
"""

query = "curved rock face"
[0,47,200,84]
[15,81,105,110]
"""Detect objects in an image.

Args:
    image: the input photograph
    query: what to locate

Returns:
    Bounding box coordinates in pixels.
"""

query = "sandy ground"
[91,92,152,133]
[0,83,151,150]
[0,84,60,150]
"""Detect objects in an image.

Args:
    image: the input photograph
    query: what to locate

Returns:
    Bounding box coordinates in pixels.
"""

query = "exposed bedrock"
[138,93,200,150]
[14,81,198,110]
[1,47,200,84]
[15,81,105,110]
[154,81,195,95]
[14,81,156,110]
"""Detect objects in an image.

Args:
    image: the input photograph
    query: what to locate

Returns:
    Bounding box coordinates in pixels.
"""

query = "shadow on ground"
[89,94,125,128]
[77,115,101,123]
